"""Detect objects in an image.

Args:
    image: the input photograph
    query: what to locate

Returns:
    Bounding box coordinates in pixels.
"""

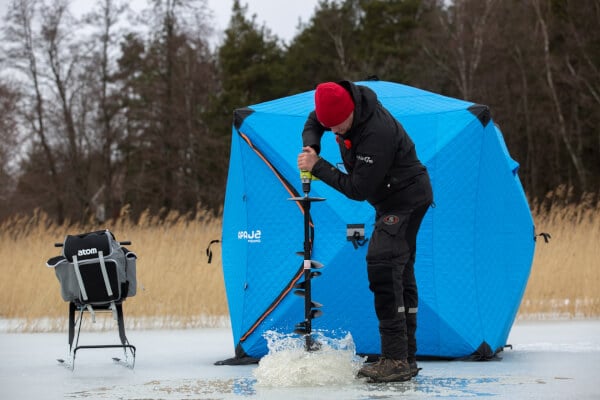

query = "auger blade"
[288,196,326,202]
[294,321,307,335]
[310,271,322,278]
[310,309,323,319]
[310,260,324,269]
[311,300,323,308]
[293,289,305,297]
[294,281,306,290]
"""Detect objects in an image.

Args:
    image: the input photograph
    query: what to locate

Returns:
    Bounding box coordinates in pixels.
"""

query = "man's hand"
[297,146,320,172]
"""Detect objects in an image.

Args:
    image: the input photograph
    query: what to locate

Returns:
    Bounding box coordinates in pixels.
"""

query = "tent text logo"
[238,230,262,243]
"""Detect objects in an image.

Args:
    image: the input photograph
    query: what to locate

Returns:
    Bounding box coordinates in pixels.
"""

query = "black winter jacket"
[302,81,432,211]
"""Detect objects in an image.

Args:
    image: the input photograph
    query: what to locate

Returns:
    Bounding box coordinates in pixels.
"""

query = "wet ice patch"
[65,378,257,399]
[254,330,364,387]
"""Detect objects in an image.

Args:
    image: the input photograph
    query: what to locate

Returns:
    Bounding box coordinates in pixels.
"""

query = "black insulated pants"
[366,202,430,360]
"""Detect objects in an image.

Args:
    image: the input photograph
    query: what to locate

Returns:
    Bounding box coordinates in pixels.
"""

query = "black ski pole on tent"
[288,170,325,351]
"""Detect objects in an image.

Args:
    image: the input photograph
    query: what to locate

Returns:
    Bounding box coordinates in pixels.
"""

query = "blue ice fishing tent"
[220,80,535,363]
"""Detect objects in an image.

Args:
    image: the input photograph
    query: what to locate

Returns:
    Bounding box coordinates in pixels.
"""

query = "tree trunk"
[532,0,588,192]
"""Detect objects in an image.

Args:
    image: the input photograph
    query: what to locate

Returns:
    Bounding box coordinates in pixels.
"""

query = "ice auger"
[288,170,325,351]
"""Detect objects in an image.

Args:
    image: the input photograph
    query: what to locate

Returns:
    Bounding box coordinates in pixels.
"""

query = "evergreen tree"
[115,0,221,216]
[356,0,424,83]
[284,0,362,93]
[210,0,287,121]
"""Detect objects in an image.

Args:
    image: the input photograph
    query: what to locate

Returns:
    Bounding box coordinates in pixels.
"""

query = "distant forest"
[1,0,598,223]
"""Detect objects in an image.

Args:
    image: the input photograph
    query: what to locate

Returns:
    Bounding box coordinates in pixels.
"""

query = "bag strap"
[98,251,114,298]
[72,256,88,302]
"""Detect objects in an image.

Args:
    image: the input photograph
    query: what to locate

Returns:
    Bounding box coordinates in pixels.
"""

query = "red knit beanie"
[314,82,354,127]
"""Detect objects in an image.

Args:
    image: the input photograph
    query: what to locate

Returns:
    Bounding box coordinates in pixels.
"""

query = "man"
[297,81,433,382]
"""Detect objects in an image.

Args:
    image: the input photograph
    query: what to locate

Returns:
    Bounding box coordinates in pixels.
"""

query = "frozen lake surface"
[1,319,598,399]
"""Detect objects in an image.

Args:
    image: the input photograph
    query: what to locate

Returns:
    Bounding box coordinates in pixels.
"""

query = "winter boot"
[358,358,412,382]
[405,312,419,376]
[407,357,420,377]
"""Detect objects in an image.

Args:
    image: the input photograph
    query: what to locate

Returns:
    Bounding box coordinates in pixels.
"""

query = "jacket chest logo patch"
[356,154,374,164]
[383,215,399,225]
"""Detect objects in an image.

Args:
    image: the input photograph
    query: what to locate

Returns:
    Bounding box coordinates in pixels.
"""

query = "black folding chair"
[47,230,137,370]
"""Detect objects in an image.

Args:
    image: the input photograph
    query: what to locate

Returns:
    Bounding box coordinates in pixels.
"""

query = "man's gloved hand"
[297,146,320,172]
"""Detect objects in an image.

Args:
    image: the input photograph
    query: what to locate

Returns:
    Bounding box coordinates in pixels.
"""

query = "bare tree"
[561,1,600,185]
[309,0,360,78]
[532,0,588,192]
[511,45,537,193]
[39,0,95,215]
[81,0,129,221]
[0,81,21,220]
[422,0,497,100]
[3,0,65,221]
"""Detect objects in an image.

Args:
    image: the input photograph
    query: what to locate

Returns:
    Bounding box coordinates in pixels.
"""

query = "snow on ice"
[1,319,599,399]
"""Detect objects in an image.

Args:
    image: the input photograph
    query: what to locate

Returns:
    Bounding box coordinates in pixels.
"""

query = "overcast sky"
[0,0,321,44]
[209,0,320,43]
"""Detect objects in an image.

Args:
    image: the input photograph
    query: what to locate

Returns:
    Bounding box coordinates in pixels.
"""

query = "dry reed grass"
[0,205,227,331]
[519,188,600,318]
[0,192,598,332]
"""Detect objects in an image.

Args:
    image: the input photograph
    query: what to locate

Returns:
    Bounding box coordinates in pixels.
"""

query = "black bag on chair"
[48,229,137,304]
